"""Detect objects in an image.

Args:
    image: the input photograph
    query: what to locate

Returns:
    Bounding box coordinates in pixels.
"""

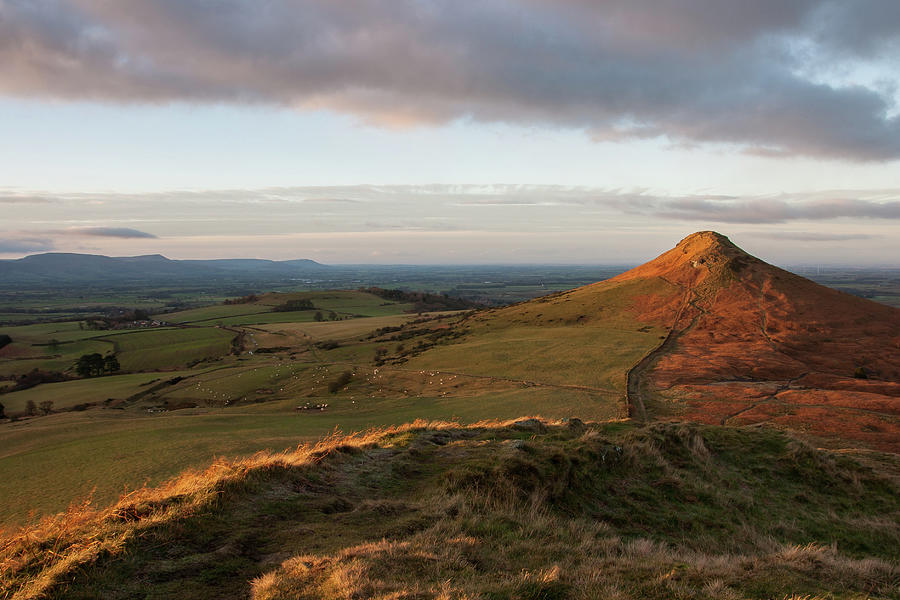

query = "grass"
[0,371,200,413]
[157,291,415,326]
[254,291,415,317]
[0,322,102,344]
[0,339,120,376]
[0,278,671,528]
[2,420,897,599]
[160,363,314,404]
[257,313,418,342]
[0,380,621,525]
[0,323,235,376]
[210,311,327,326]
[404,277,673,393]
[2,270,897,600]
[156,304,272,324]
[95,327,235,371]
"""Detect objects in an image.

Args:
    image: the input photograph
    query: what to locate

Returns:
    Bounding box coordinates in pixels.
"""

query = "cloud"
[0,237,55,253]
[4,185,900,232]
[746,231,881,242]
[0,195,59,203]
[67,227,158,238]
[619,195,900,223]
[0,1,898,160]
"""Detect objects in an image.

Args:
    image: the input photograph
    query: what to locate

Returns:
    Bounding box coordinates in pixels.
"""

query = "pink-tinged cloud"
[0,0,898,160]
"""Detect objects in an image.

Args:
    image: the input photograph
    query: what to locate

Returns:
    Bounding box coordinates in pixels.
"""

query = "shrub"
[11,369,69,392]
[327,371,353,394]
[76,354,121,377]
[273,299,315,312]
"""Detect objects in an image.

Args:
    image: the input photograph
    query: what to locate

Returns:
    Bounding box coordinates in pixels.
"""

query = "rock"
[428,431,452,445]
[511,418,547,434]
[562,417,585,431]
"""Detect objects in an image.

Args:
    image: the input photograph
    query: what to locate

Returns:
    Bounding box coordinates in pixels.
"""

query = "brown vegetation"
[610,232,900,451]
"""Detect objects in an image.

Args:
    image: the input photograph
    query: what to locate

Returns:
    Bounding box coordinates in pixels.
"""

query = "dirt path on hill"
[625,289,704,423]
[717,371,809,425]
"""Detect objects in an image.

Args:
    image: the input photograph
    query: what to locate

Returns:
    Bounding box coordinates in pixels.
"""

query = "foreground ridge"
[2,419,898,599]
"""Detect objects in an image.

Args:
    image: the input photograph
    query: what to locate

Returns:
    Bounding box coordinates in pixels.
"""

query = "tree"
[0,334,11,350]
[0,402,5,420]
[314,311,324,322]
[25,400,37,416]
[76,353,105,377]
[273,299,315,312]
[103,355,121,374]
[38,400,54,415]
[48,338,60,353]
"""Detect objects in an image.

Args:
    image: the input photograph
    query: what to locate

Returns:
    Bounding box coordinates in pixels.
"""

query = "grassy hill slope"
[2,420,897,599]
[401,232,900,451]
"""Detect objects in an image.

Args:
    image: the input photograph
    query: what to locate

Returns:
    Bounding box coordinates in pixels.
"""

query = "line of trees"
[273,298,316,312]
[361,287,484,312]
[75,353,121,377]
[224,294,259,305]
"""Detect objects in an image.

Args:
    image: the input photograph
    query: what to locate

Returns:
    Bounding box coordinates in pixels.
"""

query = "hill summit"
[610,230,758,288]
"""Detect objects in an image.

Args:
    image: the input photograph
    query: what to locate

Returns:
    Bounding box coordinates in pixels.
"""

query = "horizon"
[5,239,900,269]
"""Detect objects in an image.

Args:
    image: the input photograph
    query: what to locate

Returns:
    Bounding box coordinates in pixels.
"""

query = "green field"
[0,282,667,525]
[1,320,106,344]
[96,327,236,371]
[0,380,620,524]
[157,290,414,325]
[157,304,270,324]
[259,314,419,342]
[406,277,671,392]
[0,370,202,413]
[0,325,237,378]
[0,338,114,377]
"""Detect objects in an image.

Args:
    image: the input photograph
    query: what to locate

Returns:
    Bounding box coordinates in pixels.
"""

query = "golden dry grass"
[2,419,897,600]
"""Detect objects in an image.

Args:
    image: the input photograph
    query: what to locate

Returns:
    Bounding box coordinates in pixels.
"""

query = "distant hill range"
[0,252,329,285]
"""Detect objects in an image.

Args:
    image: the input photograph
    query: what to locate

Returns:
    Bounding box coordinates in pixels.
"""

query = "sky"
[1,0,898,265]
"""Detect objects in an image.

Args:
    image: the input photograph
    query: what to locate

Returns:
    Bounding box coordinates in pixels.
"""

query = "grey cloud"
[746,231,881,242]
[68,227,158,238]
[0,195,59,203]
[644,196,900,223]
[0,237,55,253]
[0,1,898,160]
